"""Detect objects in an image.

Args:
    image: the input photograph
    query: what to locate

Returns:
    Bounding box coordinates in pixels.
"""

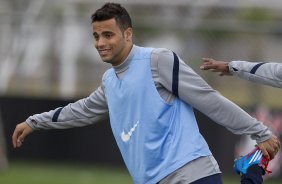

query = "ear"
[124,27,133,41]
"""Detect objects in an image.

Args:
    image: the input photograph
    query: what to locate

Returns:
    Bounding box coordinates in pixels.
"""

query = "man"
[12,3,280,184]
[201,58,282,183]
[201,58,282,88]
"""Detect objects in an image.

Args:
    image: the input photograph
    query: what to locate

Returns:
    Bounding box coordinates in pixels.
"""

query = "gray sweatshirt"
[229,60,282,88]
[25,45,272,183]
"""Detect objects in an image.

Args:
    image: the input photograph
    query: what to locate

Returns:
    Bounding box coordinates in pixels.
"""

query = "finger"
[17,130,29,147]
[275,141,280,155]
[210,69,222,72]
[202,58,214,63]
[267,146,276,160]
[269,150,275,160]
[270,136,280,154]
[16,139,23,147]
[275,136,281,149]
[259,146,270,160]
[12,129,21,148]
[200,64,216,70]
[200,65,211,70]
[199,65,205,70]
[219,72,224,76]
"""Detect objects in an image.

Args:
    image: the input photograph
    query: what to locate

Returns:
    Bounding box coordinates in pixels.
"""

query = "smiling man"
[12,3,280,184]
[93,17,132,66]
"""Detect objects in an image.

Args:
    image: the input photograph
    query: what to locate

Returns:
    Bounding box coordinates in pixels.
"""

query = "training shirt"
[26,45,272,183]
[229,60,282,88]
[103,46,211,184]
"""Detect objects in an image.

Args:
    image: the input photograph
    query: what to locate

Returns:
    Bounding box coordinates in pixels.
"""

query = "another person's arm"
[154,50,280,159]
[201,58,282,88]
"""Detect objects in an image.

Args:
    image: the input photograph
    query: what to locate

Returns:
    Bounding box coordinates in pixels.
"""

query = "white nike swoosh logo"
[121,121,139,142]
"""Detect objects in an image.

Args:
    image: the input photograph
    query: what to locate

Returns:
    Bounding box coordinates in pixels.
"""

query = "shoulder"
[152,48,173,57]
[102,68,114,82]
[151,48,174,65]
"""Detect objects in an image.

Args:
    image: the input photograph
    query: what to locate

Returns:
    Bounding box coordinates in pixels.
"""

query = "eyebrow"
[93,31,114,36]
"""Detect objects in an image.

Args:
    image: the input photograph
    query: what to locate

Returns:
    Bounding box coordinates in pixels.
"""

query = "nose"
[95,37,106,48]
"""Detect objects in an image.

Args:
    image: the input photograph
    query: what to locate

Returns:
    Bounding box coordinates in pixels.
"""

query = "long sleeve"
[153,48,272,143]
[26,85,108,130]
[229,60,282,88]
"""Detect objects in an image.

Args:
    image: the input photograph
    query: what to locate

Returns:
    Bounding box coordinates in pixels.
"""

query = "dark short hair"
[91,3,132,31]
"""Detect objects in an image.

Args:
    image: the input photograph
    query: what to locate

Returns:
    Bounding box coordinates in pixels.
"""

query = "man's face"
[92,18,132,66]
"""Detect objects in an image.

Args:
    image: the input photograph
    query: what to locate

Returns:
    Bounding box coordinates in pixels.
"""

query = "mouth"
[98,48,111,57]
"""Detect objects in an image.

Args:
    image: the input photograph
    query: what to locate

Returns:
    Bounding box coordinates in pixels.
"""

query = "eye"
[93,34,99,41]
[104,32,113,39]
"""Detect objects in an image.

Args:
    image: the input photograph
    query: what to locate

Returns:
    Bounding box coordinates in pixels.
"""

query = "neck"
[112,43,133,66]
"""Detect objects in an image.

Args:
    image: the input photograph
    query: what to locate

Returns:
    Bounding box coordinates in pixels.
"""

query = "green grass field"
[0,160,281,184]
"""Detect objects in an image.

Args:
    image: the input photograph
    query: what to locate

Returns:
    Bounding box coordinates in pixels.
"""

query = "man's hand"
[12,122,33,148]
[200,58,231,76]
[258,135,281,160]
